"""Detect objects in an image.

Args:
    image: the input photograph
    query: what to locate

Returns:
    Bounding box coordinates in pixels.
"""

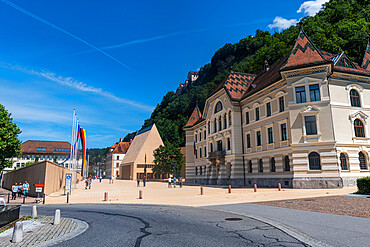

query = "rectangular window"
[195,135,197,143]
[268,127,273,144]
[266,102,271,117]
[245,112,250,124]
[256,131,261,146]
[199,132,202,141]
[255,107,260,121]
[281,123,287,141]
[279,96,285,112]
[305,116,317,135]
[309,84,320,102]
[199,148,202,158]
[37,148,46,151]
[204,130,206,139]
[246,134,251,148]
[204,147,207,157]
[295,86,306,103]
[227,138,231,150]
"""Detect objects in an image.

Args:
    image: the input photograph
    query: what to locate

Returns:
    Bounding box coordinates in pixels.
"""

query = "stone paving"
[44,179,357,207]
[0,216,88,246]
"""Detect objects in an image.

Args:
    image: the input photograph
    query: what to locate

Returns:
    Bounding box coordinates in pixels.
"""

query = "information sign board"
[65,173,72,191]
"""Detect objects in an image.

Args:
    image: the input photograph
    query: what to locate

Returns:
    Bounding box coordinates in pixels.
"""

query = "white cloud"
[0,63,154,112]
[297,0,329,16]
[268,17,298,31]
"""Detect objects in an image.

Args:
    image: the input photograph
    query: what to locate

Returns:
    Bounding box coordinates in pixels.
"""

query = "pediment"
[290,76,322,86]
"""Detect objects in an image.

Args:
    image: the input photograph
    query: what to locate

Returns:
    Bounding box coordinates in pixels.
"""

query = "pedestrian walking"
[137,179,140,187]
[12,183,18,200]
[111,175,114,184]
[85,178,89,189]
[180,178,183,188]
[17,183,23,197]
[88,177,92,189]
[99,176,102,183]
[23,181,30,197]
[173,177,177,188]
[109,176,112,184]
[168,177,172,188]
[143,176,146,187]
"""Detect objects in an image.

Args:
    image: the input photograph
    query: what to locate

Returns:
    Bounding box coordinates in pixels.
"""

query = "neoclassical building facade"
[184,29,370,188]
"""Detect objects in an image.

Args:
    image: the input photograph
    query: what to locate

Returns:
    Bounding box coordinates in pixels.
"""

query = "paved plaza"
[42,179,357,206]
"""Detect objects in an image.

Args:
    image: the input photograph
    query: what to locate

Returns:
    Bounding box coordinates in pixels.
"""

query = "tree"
[152,142,184,176]
[0,104,22,172]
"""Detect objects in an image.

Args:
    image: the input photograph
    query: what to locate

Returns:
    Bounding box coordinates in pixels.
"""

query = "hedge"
[357,177,370,194]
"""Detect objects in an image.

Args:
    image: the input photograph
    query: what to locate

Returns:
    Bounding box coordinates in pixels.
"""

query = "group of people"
[168,177,183,188]
[11,181,29,199]
[84,176,92,190]
[136,176,146,187]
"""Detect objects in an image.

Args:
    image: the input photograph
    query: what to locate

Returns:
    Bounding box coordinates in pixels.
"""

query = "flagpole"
[70,109,75,169]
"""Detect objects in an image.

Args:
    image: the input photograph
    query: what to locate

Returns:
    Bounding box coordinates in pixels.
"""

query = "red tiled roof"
[242,56,288,99]
[185,105,202,127]
[283,29,328,69]
[111,142,130,153]
[21,140,71,154]
[361,41,370,71]
[212,72,256,100]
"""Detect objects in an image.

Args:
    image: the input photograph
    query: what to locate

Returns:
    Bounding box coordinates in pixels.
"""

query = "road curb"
[209,208,331,247]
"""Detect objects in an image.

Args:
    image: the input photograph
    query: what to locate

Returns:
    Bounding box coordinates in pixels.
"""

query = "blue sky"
[0,0,328,148]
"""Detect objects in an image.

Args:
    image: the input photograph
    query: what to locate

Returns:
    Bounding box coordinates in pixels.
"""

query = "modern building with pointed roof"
[184,28,370,188]
[120,124,164,180]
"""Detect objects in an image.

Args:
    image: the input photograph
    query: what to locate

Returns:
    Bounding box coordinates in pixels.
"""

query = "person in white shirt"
[12,183,18,200]
[168,177,172,188]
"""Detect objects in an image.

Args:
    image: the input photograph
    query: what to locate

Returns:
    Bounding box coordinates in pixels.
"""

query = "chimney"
[119,138,122,142]
[264,60,270,71]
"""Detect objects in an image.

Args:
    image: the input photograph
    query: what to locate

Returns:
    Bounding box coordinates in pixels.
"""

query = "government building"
[184,28,370,188]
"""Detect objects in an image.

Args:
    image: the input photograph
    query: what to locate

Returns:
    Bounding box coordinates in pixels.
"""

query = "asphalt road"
[21,204,308,247]
[206,203,370,247]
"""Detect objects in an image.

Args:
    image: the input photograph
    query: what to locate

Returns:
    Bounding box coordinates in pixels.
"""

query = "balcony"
[208,150,226,160]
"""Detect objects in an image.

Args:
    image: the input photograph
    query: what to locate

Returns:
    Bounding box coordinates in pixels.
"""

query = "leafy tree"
[88,169,95,177]
[152,142,184,176]
[0,104,22,172]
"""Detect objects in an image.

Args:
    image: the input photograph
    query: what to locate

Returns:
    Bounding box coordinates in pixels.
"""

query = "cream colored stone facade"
[184,30,370,188]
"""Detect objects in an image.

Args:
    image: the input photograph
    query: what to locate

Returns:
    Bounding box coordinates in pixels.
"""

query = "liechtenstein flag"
[145,153,147,164]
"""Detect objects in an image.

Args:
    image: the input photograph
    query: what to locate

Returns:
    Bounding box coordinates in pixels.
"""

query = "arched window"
[350,89,361,107]
[248,160,252,173]
[284,155,290,171]
[223,114,227,129]
[208,121,210,134]
[359,152,368,170]
[270,157,276,172]
[214,118,217,133]
[210,143,213,152]
[340,153,348,170]
[309,152,321,170]
[195,167,198,175]
[354,119,365,137]
[214,101,223,114]
[218,116,222,131]
[228,111,232,126]
[259,159,263,172]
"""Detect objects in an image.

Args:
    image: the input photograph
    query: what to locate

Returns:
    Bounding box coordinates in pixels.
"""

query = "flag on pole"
[145,154,146,164]
[79,126,87,177]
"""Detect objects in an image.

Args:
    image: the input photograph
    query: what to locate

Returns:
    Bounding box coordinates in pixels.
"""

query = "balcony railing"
[208,150,226,159]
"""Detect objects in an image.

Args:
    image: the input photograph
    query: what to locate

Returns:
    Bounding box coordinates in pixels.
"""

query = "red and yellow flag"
[79,127,87,177]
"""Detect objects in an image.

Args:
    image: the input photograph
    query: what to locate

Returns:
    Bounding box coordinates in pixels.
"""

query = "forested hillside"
[123,0,370,147]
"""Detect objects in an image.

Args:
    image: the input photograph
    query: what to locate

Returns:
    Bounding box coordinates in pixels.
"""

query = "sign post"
[34,184,44,203]
[65,173,72,195]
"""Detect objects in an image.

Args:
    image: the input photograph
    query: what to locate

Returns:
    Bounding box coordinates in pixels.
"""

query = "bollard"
[66,192,69,204]
[53,209,61,225]
[200,187,204,195]
[7,193,10,203]
[228,185,231,194]
[32,205,37,218]
[278,183,281,191]
[254,184,257,192]
[139,190,142,199]
[23,196,25,204]
[104,192,108,202]
[11,222,23,243]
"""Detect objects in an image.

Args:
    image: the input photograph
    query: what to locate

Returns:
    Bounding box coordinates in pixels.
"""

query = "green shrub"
[357,177,370,194]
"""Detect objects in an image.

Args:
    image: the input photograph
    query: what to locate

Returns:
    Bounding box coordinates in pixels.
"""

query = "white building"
[105,139,131,178]
[10,140,82,170]
[184,28,370,188]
